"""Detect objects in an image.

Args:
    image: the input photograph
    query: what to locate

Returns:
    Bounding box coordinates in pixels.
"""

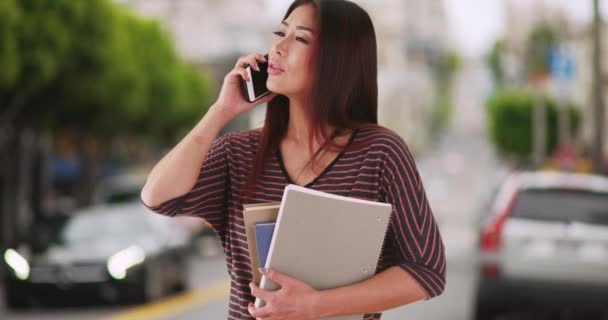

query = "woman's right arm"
[140,53,277,211]
[140,105,233,208]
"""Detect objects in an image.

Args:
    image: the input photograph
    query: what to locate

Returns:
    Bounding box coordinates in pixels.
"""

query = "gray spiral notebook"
[254,184,392,320]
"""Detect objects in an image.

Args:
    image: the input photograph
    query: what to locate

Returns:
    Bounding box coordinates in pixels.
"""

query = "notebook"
[254,184,392,320]
[243,202,280,285]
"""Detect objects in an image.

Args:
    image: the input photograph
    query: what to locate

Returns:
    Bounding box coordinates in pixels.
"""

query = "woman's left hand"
[248,268,321,320]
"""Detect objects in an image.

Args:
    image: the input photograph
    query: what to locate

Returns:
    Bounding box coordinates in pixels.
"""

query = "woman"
[141,0,446,319]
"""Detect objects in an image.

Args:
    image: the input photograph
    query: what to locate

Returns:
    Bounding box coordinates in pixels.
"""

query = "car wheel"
[4,292,29,310]
[474,303,500,320]
[171,255,189,293]
[139,263,165,303]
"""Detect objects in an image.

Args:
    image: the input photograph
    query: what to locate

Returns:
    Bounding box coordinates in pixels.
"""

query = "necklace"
[292,128,340,184]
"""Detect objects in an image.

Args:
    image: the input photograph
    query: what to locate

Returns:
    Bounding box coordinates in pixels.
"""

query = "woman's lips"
[268,63,284,75]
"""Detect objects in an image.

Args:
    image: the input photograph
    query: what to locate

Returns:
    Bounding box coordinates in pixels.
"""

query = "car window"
[105,191,142,204]
[60,212,151,244]
[511,189,608,225]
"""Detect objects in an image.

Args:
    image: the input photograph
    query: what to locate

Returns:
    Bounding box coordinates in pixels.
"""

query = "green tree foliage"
[487,40,504,87]
[526,23,556,78]
[0,0,20,88]
[0,0,213,145]
[486,90,580,160]
[430,50,461,137]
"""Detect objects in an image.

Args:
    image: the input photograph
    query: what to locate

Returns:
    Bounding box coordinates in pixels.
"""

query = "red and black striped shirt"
[142,125,446,319]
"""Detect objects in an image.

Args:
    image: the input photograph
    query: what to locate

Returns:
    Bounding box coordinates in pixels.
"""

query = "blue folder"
[255,222,276,268]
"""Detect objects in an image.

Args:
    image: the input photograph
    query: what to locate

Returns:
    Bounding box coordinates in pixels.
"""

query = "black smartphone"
[240,54,270,103]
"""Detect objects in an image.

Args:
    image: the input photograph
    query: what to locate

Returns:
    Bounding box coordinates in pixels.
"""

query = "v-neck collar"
[276,128,359,188]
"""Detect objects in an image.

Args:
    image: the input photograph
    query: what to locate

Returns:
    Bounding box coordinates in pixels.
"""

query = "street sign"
[549,47,575,81]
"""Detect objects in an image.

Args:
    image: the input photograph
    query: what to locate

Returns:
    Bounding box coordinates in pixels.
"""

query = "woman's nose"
[272,39,287,57]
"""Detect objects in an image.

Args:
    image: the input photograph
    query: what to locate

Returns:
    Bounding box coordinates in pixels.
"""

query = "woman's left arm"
[249,264,426,319]
[313,265,427,317]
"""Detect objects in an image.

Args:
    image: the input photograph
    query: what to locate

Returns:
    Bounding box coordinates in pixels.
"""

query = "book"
[253,184,392,320]
[243,202,280,285]
[255,222,276,269]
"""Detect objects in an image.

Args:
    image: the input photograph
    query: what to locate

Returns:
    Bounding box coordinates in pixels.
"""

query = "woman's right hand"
[213,53,278,120]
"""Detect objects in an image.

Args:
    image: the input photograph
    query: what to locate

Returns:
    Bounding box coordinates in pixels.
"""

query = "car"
[2,203,190,309]
[95,172,214,237]
[473,171,608,319]
[94,172,147,205]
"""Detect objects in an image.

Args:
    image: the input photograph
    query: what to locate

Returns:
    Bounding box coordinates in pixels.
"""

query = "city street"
[5,0,608,319]
[1,59,501,320]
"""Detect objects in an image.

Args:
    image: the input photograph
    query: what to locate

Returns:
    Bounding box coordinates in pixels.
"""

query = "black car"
[3,203,190,309]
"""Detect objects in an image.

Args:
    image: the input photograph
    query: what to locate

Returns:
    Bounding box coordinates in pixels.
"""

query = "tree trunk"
[31,131,54,222]
[15,128,36,240]
[75,133,103,207]
[1,129,19,248]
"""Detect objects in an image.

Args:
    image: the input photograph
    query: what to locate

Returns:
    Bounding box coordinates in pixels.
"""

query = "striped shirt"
[142,125,446,319]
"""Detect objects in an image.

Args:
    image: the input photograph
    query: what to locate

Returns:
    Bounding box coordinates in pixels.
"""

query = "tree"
[1,0,214,144]
[487,40,504,88]
[0,0,215,247]
[430,50,461,139]
[525,23,556,80]
[0,0,20,90]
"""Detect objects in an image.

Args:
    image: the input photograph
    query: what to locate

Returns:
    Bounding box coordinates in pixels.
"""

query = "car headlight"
[107,245,146,280]
[3,249,30,280]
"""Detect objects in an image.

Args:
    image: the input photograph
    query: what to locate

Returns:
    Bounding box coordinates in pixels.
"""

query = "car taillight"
[480,215,507,252]
[481,263,500,278]
[479,208,510,278]
[480,192,518,252]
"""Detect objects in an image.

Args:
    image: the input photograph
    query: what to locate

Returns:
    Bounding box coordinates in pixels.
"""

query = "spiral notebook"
[253,184,392,320]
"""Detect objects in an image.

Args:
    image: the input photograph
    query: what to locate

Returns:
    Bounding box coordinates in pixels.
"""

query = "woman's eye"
[272,31,309,44]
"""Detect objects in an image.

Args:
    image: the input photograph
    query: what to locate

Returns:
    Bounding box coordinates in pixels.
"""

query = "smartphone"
[240,54,270,103]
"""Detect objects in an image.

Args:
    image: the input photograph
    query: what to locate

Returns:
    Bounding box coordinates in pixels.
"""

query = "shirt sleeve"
[378,133,446,299]
[141,133,231,238]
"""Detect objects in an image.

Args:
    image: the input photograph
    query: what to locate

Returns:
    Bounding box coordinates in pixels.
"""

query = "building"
[359,0,449,150]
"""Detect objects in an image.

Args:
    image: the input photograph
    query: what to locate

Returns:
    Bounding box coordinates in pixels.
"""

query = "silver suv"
[474,171,608,319]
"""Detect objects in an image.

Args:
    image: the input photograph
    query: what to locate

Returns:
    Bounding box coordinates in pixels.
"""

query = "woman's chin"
[266,82,284,95]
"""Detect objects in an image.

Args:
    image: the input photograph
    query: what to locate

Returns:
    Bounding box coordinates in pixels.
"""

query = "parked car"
[2,203,190,309]
[474,171,608,319]
[95,172,213,237]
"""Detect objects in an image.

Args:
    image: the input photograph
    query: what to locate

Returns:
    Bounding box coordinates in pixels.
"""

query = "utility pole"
[592,0,606,175]
[532,93,547,169]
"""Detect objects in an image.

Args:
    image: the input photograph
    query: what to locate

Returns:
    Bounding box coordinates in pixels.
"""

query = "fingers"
[231,53,267,83]
[237,67,250,82]
[229,58,250,82]
[248,302,271,319]
[224,68,248,83]
[246,53,268,71]
[260,268,291,287]
[235,53,267,72]
[249,281,272,302]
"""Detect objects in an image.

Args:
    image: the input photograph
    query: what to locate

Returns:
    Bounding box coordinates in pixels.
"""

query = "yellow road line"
[105,279,230,320]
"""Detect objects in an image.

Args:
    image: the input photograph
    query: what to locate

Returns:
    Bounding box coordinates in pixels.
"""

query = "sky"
[267,0,608,57]
[443,0,608,57]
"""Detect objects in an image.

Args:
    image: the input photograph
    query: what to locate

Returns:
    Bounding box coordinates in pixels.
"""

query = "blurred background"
[1,0,607,319]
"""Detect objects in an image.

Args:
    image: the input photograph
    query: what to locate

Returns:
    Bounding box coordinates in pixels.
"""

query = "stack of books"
[243,184,392,320]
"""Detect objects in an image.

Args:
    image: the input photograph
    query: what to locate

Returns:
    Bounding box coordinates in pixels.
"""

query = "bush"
[486,89,580,161]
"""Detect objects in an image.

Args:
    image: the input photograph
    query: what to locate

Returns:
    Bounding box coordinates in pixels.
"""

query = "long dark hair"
[242,0,380,202]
